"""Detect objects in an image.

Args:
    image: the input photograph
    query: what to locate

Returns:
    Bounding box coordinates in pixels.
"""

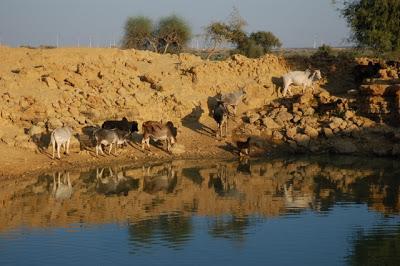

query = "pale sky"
[0,0,350,48]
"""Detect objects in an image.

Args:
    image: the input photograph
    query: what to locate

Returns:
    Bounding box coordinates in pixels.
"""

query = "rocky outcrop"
[241,89,400,157]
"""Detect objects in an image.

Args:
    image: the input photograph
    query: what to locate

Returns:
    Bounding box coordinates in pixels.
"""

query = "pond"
[0,156,399,266]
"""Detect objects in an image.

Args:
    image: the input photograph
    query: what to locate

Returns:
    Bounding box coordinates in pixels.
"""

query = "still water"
[0,156,399,266]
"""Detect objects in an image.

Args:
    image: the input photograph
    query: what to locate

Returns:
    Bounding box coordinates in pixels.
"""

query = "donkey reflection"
[208,164,240,197]
[142,164,178,194]
[283,183,319,211]
[96,168,139,196]
[52,172,73,200]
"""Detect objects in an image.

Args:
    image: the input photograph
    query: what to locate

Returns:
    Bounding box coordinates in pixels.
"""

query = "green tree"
[122,16,158,51]
[340,0,400,53]
[156,15,192,54]
[204,22,230,59]
[203,7,281,58]
[249,31,282,52]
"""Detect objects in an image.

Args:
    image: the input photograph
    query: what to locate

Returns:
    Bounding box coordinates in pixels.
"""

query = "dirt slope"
[0,46,288,177]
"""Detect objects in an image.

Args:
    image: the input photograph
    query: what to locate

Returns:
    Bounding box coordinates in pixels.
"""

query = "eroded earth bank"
[0,46,400,178]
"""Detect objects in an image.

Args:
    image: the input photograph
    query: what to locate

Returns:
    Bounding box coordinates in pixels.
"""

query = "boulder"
[47,118,63,129]
[275,109,293,123]
[372,145,392,156]
[392,144,400,156]
[323,128,334,138]
[294,134,310,147]
[329,117,344,130]
[28,125,44,137]
[331,139,358,154]
[262,117,281,129]
[272,130,284,141]
[286,127,297,139]
[247,113,261,124]
[344,110,355,120]
[360,84,390,96]
[170,143,185,155]
[304,126,319,138]
[41,76,58,89]
[293,115,301,123]
[302,107,315,116]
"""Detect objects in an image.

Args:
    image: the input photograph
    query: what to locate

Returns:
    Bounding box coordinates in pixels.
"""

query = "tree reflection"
[208,216,251,243]
[346,225,400,266]
[128,213,193,251]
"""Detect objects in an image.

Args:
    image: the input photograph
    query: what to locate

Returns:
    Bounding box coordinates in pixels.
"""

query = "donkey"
[51,126,73,159]
[93,128,130,156]
[212,101,228,138]
[141,121,177,152]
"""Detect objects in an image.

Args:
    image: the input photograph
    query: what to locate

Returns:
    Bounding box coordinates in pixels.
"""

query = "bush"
[313,45,335,58]
[203,8,282,58]
[157,15,192,54]
[122,14,191,54]
[122,16,154,50]
[249,31,282,53]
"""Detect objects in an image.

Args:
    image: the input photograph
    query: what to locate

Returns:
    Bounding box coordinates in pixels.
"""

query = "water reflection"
[208,215,252,243]
[347,224,400,265]
[1,156,400,264]
[95,168,139,196]
[128,212,193,251]
[52,172,73,201]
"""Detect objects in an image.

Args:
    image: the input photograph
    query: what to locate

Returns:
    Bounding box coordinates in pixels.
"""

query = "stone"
[372,145,392,156]
[286,127,297,139]
[293,115,301,123]
[392,144,400,156]
[28,125,43,137]
[344,110,355,120]
[287,140,297,150]
[47,117,63,129]
[360,84,390,96]
[248,113,261,124]
[299,93,313,104]
[339,121,348,130]
[329,117,344,130]
[304,126,319,138]
[261,117,281,129]
[272,130,284,141]
[294,134,310,147]
[388,69,398,79]
[75,115,86,125]
[68,107,80,117]
[41,76,58,89]
[378,69,388,79]
[302,107,315,116]
[170,143,185,154]
[276,109,293,123]
[331,139,357,154]
[323,128,334,138]
[258,110,267,116]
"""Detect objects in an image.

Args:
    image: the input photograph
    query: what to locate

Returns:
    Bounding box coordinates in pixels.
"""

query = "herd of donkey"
[51,57,398,160]
[50,68,325,159]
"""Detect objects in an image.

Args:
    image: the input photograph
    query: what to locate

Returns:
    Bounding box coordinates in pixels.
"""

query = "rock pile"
[241,90,400,156]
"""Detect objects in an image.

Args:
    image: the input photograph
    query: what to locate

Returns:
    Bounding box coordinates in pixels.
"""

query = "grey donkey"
[93,128,130,156]
[51,126,73,159]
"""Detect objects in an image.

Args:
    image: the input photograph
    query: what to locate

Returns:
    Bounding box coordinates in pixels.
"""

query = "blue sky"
[0,0,349,48]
